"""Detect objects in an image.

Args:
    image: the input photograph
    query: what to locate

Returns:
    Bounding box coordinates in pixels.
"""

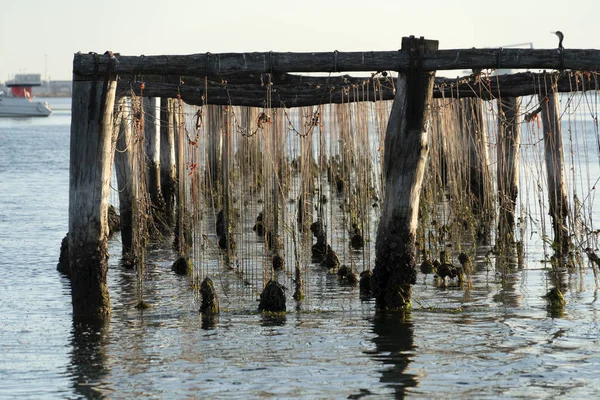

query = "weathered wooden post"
[221,105,232,261]
[539,78,570,255]
[144,96,166,229]
[173,97,190,254]
[206,105,222,194]
[69,52,118,318]
[114,97,133,255]
[372,36,438,310]
[459,97,492,240]
[496,97,521,243]
[160,97,177,227]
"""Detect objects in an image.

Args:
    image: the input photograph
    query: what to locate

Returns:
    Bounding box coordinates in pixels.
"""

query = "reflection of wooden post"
[372,36,438,310]
[539,81,570,255]
[114,97,133,255]
[160,98,176,227]
[497,97,521,243]
[69,52,118,318]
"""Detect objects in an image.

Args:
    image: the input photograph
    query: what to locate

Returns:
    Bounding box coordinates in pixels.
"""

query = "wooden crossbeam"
[116,71,598,107]
[74,47,600,79]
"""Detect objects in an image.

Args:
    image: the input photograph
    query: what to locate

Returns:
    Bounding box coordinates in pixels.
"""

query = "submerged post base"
[372,228,417,310]
[70,241,111,318]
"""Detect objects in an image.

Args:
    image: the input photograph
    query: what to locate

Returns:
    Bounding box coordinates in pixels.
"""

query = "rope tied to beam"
[497,48,503,71]
[333,50,339,73]
[139,54,145,75]
[206,52,212,78]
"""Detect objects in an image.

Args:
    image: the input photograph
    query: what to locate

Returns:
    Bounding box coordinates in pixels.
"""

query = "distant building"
[46,80,72,96]
[2,73,71,97]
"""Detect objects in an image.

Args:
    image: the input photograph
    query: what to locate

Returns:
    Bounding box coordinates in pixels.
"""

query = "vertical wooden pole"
[144,96,165,228]
[114,97,133,255]
[207,105,222,195]
[160,97,177,227]
[460,97,492,239]
[173,97,189,254]
[272,110,280,249]
[222,105,232,262]
[69,52,118,318]
[496,97,521,243]
[539,80,570,255]
[372,36,438,310]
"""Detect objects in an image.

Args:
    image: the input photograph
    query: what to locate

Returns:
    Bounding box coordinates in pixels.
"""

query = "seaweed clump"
[310,220,327,261]
[544,287,566,318]
[200,277,219,316]
[337,265,358,285]
[107,204,121,237]
[359,270,373,299]
[253,211,264,236]
[259,280,286,312]
[56,233,70,277]
[420,259,436,275]
[272,252,285,271]
[135,300,151,310]
[172,256,192,275]
[321,245,340,270]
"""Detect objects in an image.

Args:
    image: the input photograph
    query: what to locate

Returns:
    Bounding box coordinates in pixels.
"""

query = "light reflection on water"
[1,98,600,398]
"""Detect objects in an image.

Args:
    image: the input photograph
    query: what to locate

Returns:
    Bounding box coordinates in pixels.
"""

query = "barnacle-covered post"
[372,36,438,310]
[69,51,118,318]
[539,77,570,255]
[496,96,521,244]
[114,97,133,256]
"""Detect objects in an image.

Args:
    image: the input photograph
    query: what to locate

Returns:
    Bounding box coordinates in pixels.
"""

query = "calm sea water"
[1,97,600,399]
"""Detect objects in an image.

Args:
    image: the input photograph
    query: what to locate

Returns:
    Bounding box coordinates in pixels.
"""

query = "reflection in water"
[260,313,287,327]
[68,317,111,399]
[545,270,569,319]
[201,314,219,330]
[368,311,418,398]
[493,244,523,308]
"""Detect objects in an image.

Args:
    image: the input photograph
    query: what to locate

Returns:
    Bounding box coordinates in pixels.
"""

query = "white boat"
[0,95,52,117]
[0,73,52,117]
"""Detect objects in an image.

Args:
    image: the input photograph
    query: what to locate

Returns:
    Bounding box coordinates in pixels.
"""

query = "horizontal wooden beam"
[74,46,600,79]
[117,80,393,108]
[435,70,599,99]
[116,71,599,107]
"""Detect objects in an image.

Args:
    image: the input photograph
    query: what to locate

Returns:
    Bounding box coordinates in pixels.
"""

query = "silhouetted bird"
[552,31,564,50]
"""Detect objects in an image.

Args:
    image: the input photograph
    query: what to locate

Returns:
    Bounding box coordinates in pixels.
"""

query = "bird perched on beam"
[552,31,564,50]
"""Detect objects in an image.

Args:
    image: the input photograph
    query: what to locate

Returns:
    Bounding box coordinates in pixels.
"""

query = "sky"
[1,0,598,82]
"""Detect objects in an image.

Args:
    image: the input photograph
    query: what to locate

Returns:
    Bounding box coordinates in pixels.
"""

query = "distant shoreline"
[35,94,72,98]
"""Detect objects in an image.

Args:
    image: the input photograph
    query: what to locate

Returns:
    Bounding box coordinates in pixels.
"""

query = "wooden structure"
[67,38,600,317]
